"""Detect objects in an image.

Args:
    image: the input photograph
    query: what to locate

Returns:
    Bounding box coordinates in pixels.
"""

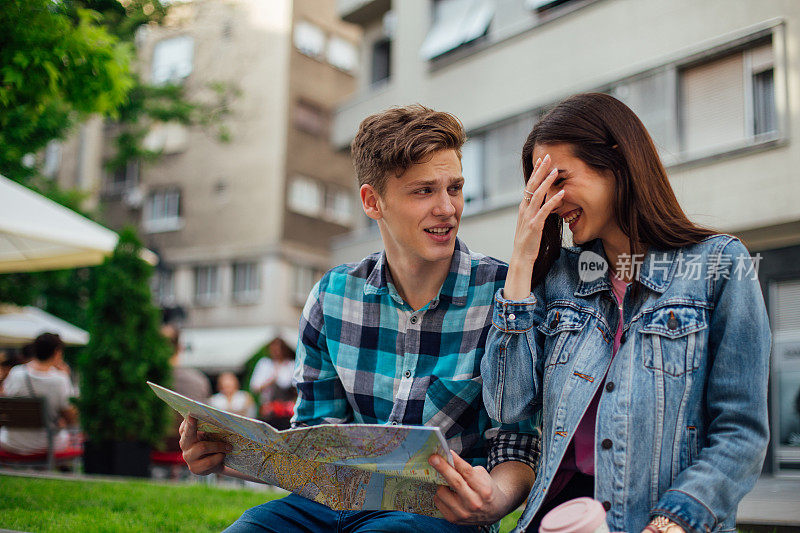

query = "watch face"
[651,517,671,530]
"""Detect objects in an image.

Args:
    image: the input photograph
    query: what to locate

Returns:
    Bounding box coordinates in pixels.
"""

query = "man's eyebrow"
[403,179,438,189]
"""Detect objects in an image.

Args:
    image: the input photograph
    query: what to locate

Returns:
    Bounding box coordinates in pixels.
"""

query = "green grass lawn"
[0,474,523,532]
[0,474,281,532]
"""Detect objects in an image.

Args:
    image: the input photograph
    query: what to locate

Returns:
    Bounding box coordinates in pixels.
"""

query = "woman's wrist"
[504,255,536,301]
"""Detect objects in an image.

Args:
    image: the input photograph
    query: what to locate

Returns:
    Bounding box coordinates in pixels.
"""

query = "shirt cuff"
[652,489,717,533]
[492,288,538,333]
[486,431,541,472]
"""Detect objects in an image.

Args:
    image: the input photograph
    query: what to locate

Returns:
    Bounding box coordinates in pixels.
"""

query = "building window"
[154,268,175,306]
[753,67,776,136]
[679,40,775,157]
[460,137,485,207]
[419,0,494,60]
[294,21,326,58]
[484,115,534,206]
[144,188,182,233]
[292,264,320,305]
[609,69,678,161]
[294,100,329,137]
[324,188,354,226]
[370,38,391,85]
[106,160,140,194]
[288,176,323,217]
[770,278,800,474]
[233,262,260,303]
[151,35,194,85]
[327,36,358,72]
[194,265,220,305]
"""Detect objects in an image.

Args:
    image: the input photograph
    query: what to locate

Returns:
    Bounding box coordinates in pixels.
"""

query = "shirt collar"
[363,238,473,307]
[574,239,676,297]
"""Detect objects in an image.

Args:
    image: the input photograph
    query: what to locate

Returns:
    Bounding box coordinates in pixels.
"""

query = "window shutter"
[681,52,746,155]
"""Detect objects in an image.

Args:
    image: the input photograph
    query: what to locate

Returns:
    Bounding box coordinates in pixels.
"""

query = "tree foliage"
[75,227,172,445]
[0,0,134,182]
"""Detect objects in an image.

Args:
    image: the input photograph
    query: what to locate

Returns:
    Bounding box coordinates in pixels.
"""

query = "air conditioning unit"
[123,186,145,208]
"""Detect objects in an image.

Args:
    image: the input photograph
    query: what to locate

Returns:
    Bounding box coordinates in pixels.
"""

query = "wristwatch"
[648,516,684,533]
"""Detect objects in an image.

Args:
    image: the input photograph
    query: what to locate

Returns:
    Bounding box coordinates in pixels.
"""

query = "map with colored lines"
[148,382,452,517]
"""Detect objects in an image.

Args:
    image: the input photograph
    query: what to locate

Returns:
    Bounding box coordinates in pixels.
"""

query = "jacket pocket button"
[602,501,611,511]
[667,312,678,330]
[601,438,613,449]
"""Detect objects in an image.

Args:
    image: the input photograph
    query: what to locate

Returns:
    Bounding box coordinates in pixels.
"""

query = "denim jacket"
[481,235,771,533]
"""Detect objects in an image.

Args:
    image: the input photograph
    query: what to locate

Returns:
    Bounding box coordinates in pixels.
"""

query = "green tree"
[75,227,172,445]
[0,0,134,182]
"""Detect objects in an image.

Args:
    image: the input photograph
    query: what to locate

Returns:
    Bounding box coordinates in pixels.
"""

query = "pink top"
[546,272,628,497]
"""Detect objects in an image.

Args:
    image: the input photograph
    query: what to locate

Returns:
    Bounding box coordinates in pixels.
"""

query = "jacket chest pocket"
[640,305,707,377]
[537,306,590,368]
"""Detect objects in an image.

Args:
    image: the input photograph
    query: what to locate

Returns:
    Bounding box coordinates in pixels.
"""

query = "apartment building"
[332,0,800,477]
[49,0,361,375]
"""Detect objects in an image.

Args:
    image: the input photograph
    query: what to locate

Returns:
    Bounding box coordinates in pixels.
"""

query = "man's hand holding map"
[149,382,453,517]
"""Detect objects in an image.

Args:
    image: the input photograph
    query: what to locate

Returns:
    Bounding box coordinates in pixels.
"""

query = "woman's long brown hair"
[523,93,716,288]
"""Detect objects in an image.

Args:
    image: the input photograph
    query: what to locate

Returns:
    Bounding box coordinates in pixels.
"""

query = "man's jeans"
[223,493,481,533]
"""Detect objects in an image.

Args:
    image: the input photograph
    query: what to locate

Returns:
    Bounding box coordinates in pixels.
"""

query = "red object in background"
[150,449,185,466]
[0,447,82,463]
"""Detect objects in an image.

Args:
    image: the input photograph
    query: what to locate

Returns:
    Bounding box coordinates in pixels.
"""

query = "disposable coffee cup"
[540,497,610,533]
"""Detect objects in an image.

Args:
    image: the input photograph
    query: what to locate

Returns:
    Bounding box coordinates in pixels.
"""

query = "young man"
[179,105,540,532]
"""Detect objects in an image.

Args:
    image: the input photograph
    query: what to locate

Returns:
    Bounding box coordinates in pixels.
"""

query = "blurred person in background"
[249,337,296,428]
[0,350,13,391]
[162,324,211,402]
[160,324,211,452]
[209,372,256,418]
[0,333,78,454]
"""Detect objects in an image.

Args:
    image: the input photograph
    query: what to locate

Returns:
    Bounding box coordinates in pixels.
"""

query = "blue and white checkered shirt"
[292,238,541,470]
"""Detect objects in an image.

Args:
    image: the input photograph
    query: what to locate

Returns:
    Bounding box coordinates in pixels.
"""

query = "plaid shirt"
[292,238,540,470]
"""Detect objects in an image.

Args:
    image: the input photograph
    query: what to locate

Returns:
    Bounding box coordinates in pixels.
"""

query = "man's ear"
[360,184,383,221]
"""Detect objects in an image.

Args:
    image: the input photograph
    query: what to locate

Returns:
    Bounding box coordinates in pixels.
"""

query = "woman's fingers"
[532,190,565,226]
[526,167,560,215]
[524,153,551,194]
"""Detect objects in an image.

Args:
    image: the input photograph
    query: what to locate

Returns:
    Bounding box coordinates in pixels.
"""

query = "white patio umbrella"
[0,174,156,273]
[0,305,89,347]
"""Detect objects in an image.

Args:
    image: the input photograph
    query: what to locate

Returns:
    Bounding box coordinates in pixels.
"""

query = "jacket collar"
[574,239,677,297]
[363,238,472,307]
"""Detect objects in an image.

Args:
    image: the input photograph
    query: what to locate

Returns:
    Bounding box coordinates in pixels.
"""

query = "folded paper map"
[148,382,452,517]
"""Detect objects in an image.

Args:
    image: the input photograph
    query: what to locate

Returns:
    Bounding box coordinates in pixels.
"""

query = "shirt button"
[391,421,398,426]
[601,438,613,450]
[508,313,516,321]
[409,316,418,324]
[605,381,615,392]
[602,501,611,511]
[404,370,411,378]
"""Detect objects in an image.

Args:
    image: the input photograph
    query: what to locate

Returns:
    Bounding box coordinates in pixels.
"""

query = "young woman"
[481,93,771,533]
